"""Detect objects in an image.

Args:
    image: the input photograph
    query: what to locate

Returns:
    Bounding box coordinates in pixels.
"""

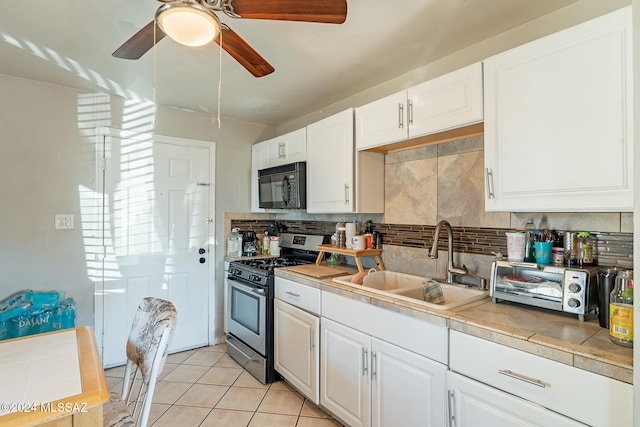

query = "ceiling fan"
[112,0,348,77]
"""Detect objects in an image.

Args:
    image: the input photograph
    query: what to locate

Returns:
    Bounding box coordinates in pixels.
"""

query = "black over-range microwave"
[258,161,306,209]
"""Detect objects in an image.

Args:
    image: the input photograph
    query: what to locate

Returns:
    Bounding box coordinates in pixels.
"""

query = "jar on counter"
[336,226,347,248]
[576,232,595,266]
[610,270,633,347]
[227,228,242,257]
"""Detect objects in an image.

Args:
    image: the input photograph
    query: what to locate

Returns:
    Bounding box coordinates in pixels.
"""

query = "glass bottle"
[610,270,633,347]
[577,232,594,266]
[262,232,270,256]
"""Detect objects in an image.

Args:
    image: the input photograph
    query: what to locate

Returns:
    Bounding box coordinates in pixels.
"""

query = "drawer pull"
[485,168,495,199]
[285,291,300,297]
[362,348,368,376]
[498,369,547,388]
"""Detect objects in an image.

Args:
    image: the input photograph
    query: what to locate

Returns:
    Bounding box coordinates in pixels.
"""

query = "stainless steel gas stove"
[225,233,328,384]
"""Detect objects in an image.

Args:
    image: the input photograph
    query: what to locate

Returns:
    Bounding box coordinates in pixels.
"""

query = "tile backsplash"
[228,133,633,278]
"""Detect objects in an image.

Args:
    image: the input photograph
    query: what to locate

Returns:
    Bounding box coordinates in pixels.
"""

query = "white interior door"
[94,130,214,367]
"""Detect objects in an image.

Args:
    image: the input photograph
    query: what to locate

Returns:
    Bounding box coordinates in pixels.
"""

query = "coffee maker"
[242,230,258,256]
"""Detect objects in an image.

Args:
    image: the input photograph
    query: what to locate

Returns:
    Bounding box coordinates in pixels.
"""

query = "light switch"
[54,214,75,230]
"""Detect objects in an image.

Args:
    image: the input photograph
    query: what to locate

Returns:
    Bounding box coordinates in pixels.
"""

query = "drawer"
[275,277,321,315]
[449,331,632,427]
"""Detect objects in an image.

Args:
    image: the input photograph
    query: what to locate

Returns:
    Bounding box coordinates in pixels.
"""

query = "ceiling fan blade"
[112,21,167,60]
[215,26,275,77]
[229,0,347,24]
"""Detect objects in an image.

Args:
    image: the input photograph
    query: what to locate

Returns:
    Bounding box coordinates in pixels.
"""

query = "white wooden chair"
[104,297,177,427]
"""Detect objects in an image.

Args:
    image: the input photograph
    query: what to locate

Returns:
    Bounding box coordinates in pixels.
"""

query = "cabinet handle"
[309,329,314,352]
[362,347,368,376]
[285,291,300,298]
[398,103,404,128]
[371,351,377,380]
[485,168,495,199]
[408,99,414,126]
[447,390,457,427]
[344,184,350,205]
[279,142,285,159]
[498,369,547,388]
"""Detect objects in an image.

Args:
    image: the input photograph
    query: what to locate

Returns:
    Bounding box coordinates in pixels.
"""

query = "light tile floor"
[104,343,344,427]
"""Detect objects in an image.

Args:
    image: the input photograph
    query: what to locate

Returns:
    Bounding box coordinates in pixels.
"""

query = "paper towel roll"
[345,222,356,248]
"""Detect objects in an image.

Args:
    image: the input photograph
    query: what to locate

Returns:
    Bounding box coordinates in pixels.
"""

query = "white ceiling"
[0,0,580,127]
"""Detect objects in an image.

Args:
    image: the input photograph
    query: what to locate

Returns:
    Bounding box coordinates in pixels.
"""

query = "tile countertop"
[274,268,633,384]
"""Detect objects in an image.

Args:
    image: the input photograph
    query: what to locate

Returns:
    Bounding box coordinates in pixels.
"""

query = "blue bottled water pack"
[0,291,75,340]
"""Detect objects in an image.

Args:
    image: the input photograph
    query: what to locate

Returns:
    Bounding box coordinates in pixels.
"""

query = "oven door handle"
[227,276,267,295]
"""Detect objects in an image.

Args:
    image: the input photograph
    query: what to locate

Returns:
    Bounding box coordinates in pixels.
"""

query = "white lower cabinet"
[320,318,370,427]
[274,278,321,404]
[274,298,319,404]
[449,331,632,427]
[447,371,586,427]
[320,291,448,427]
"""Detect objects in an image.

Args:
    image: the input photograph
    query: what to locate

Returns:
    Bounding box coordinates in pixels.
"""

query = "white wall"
[0,74,274,338]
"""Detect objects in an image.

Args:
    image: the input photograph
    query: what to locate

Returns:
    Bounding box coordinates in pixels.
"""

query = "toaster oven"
[490,260,598,321]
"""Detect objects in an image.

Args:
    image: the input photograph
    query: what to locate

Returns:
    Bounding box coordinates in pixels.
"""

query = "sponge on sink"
[421,279,445,304]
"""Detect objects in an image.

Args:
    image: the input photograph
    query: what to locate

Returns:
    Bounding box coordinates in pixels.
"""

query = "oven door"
[227,276,267,355]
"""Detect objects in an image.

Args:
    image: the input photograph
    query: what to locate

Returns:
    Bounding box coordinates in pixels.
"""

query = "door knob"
[199,257,206,264]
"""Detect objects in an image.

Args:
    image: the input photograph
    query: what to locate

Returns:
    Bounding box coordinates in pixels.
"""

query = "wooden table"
[0,326,110,427]
[315,244,385,272]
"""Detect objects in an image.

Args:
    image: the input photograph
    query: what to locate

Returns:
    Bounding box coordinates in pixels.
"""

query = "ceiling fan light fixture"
[156,2,220,47]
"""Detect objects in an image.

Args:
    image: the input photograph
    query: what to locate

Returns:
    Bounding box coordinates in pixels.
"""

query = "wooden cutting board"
[286,264,349,278]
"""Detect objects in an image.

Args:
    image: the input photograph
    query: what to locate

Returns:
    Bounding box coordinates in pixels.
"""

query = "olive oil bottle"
[610,270,634,347]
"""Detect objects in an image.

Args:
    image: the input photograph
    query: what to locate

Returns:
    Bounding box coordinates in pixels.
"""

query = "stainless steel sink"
[332,271,488,310]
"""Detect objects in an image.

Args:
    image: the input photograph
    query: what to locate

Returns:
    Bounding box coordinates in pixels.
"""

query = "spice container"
[610,270,633,347]
[336,226,347,248]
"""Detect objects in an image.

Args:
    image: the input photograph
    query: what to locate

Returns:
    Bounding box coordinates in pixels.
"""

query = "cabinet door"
[274,299,319,404]
[321,317,370,427]
[250,142,266,212]
[265,128,307,167]
[409,62,483,138]
[280,128,307,163]
[484,7,633,212]
[371,338,447,427]
[447,372,586,427]
[355,92,408,150]
[307,109,355,213]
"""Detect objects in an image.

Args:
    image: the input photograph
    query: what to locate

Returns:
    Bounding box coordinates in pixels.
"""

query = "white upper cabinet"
[264,128,307,167]
[307,109,384,213]
[356,62,483,150]
[484,6,633,212]
[307,109,355,213]
[250,128,306,212]
[408,62,483,138]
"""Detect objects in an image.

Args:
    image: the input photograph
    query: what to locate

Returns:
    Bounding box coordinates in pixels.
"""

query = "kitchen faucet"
[428,220,468,283]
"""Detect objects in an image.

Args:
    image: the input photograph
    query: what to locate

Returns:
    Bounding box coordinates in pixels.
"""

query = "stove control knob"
[567,298,580,308]
[249,274,261,282]
[230,268,241,275]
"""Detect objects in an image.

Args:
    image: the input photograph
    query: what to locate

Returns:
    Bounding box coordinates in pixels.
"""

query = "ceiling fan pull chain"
[153,18,158,126]
[217,28,223,129]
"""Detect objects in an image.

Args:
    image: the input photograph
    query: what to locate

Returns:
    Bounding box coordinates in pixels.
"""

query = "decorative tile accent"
[230,219,633,268]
